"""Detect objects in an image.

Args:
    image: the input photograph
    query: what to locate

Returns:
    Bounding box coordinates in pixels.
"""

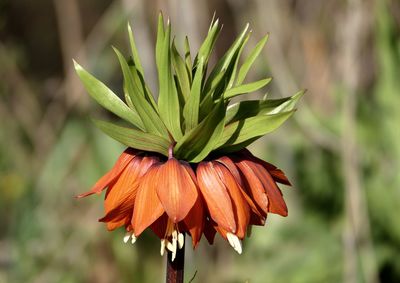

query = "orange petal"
[183,195,204,248]
[132,165,164,236]
[252,162,288,217]
[236,160,269,216]
[100,156,159,225]
[217,156,264,218]
[215,163,250,239]
[197,162,236,233]
[156,159,198,223]
[76,148,138,198]
[150,213,168,239]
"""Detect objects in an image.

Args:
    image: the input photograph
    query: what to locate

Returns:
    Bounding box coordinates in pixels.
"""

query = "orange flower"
[78,147,290,257]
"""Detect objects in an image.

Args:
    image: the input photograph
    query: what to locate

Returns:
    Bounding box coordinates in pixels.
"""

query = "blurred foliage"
[0,0,399,283]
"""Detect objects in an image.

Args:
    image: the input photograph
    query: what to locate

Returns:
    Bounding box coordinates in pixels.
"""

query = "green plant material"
[171,41,191,102]
[216,111,295,150]
[75,14,302,160]
[156,17,183,140]
[224,78,272,99]
[73,61,145,130]
[175,101,226,162]
[114,47,169,138]
[225,90,304,124]
[183,57,204,132]
[93,119,170,155]
[236,34,269,85]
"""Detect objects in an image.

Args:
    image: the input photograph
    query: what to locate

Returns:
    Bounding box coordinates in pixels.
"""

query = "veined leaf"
[73,60,145,130]
[93,119,169,156]
[127,22,144,75]
[224,78,271,99]
[155,13,165,68]
[183,57,204,132]
[171,41,191,101]
[216,111,295,149]
[114,48,169,137]
[175,101,226,162]
[236,35,269,85]
[157,21,183,140]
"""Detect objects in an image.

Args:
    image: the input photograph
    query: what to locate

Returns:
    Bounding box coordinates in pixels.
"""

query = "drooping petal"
[217,156,264,218]
[99,156,159,229]
[215,163,250,239]
[197,161,236,233]
[182,195,204,247]
[156,158,198,223]
[132,164,164,236]
[239,149,291,185]
[150,213,169,239]
[236,160,269,216]
[251,162,288,216]
[77,148,138,198]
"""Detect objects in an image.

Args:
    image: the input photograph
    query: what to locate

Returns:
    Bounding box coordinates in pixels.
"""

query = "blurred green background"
[0,0,399,282]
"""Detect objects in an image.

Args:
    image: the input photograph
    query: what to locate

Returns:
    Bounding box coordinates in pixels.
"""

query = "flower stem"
[166,234,185,283]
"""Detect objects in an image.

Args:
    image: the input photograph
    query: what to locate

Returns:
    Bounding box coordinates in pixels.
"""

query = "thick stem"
[166,235,185,283]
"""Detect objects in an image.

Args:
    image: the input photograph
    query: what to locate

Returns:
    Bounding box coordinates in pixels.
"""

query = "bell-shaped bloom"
[78,148,290,257]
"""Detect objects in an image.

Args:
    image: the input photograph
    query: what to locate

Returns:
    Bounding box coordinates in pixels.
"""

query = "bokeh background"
[1,0,399,282]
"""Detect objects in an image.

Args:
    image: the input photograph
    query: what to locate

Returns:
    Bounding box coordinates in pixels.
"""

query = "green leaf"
[175,100,226,162]
[203,23,250,100]
[114,48,169,137]
[225,90,304,124]
[236,35,269,85]
[155,13,165,68]
[227,33,250,89]
[194,19,221,68]
[216,111,295,149]
[73,60,145,130]
[93,119,169,156]
[171,41,191,101]
[184,36,192,81]
[224,78,271,99]
[127,22,144,76]
[156,21,183,140]
[183,57,204,132]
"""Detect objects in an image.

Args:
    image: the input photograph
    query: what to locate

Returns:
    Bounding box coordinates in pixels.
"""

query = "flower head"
[75,14,302,257]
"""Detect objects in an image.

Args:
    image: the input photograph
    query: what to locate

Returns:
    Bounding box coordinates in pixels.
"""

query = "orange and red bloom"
[78,147,290,258]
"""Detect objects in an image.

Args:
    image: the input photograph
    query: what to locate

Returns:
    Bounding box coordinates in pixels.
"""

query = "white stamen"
[177,233,184,249]
[226,232,242,254]
[131,234,137,244]
[160,239,166,256]
[123,232,131,243]
[166,240,174,252]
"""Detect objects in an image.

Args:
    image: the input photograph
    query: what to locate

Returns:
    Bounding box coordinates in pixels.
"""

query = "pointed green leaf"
[183,57,204,132]
[225,90,304,124]
[175,101,226,162]
[227,33,250,89]
[203,23,250,99]
[73,60,145,130]
[171,41,191,101]
[114,48,169,137]
[155,13,165,67]
[184,36,192,81]
[236,35,269,85]
[224,78,271,99]
[127,22,144,75]
[194,19,221,68]
[216,111,295,149]
[93,119,169,156]
[156,22,183,140]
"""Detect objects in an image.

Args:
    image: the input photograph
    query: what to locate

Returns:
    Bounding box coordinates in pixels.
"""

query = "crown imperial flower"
[75,14,302,259]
